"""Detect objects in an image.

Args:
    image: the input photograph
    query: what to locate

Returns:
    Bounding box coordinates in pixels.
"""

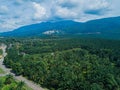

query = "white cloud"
[55,6,77,19]
[86,0,109,9]
[0,0,120,32]
[32,2,47,20]
[0,5,9,14]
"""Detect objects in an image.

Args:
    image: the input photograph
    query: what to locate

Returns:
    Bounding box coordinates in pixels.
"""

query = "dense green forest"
[0,74,30,90]
[2,37,120,90]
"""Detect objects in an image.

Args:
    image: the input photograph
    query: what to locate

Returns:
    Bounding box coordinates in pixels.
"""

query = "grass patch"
[0,75,33,90]
[24,85,33,90]
[0,68,5,74]
[0,49,3,55]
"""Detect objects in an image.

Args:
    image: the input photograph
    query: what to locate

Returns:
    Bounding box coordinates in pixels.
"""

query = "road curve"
[0,44,45,90]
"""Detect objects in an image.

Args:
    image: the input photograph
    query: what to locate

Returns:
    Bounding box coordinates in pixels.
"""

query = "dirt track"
[0,44,45,90]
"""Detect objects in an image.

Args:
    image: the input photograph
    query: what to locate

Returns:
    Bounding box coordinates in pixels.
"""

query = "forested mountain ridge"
[0,16,120,38]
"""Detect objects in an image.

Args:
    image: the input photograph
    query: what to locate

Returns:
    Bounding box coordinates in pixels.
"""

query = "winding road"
[0,44,45,90]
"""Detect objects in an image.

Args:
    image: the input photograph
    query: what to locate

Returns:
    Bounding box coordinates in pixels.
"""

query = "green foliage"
[3,37,120,90]
[91,83,103,90]
[16,81,25,90]
[4,74,14,85]
[0,49,3,55]
[0,75,30,90]
[0,79,4,89]
[0,68,5,74]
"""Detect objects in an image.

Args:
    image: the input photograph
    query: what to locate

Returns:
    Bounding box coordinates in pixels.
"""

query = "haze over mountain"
[0,16,120,39]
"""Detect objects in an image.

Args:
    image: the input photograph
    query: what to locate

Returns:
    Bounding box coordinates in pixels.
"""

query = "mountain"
[0,16,120,38]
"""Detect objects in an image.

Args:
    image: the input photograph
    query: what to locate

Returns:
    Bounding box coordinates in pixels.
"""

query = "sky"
[0,0,120,32]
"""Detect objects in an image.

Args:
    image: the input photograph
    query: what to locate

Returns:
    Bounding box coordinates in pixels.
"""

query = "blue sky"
[0,0,120,32]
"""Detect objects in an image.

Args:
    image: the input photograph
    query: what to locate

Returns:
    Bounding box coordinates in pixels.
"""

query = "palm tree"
[0,80,3,89]
[4,74,14,85]
[16,81,25,90]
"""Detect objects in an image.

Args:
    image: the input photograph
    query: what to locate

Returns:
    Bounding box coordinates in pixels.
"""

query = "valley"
[0,37,120,90]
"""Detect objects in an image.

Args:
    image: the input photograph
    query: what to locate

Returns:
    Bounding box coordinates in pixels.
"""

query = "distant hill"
[0,16,120,39]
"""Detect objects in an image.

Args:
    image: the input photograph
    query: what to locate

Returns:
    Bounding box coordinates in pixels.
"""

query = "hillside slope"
[0,16,120,38]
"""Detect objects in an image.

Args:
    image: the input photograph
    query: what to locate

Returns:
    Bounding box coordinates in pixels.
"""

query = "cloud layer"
[0,0,120,32]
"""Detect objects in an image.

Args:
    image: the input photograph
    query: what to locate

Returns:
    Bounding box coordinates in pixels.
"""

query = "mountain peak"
[0,16,120,39]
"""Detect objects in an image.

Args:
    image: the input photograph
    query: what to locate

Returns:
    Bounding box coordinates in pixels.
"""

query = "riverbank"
[0,44,45,90]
